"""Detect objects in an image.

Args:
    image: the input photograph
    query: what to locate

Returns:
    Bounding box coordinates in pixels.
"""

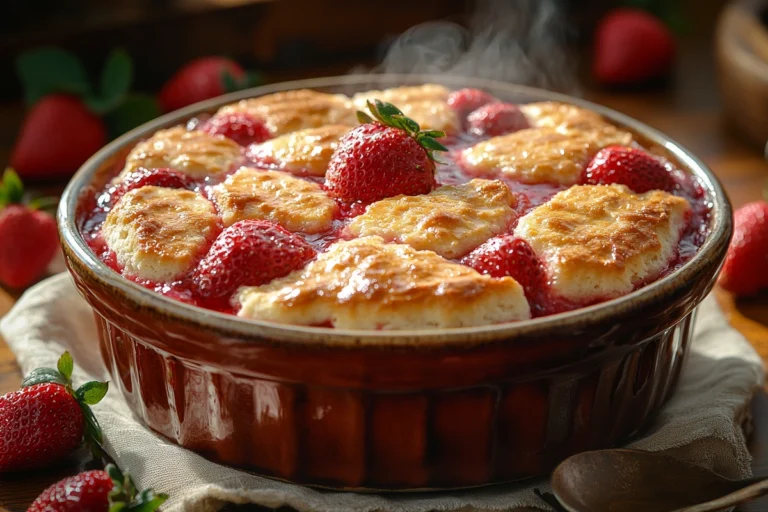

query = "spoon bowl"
[551,449,768,512]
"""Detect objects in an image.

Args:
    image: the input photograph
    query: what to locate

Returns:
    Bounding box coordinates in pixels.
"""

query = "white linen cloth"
[1,274,764,511]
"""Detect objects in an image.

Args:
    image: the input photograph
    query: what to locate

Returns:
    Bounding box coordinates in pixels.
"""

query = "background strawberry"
[461,235,548,306]
[0,352,107,472]
[593,8,676,86]
[28,463,167,512]
[10,95,106,180]
[719,201,768,297]
[193,219,316,300]
[582,146,677,193]
[0,169,59,289]
[467,102,529,137]
[325,100,447,205]
[447,88,498,118]
[159,57,250,113]
[200,112,271,146]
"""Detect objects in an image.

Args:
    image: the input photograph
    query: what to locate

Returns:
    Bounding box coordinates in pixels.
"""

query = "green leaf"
[57,351,74,380]
[76,381,109,405]
[16,47,91,106]
[373,100,403,119]
[356,111,374,124]
[104,94,161,140]
[1,168,24,205]
[392,115,420,134]
[420,130,446,138]
[418,137,449,152]
[129,490,169,512]
[86,49,133,115]
[21,367,68,388]
[80,400,104,448]
[109,504,127,512]
[221,70,240,94]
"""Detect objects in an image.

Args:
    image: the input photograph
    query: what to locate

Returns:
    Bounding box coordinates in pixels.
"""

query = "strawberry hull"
[59,75,732,490]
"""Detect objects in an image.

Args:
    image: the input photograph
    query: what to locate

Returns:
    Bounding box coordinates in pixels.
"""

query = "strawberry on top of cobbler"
[80,84,708,330]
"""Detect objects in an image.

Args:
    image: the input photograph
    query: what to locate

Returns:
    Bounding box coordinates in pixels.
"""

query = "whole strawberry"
[461,236,547,305]
[719,201,768,297]
[0,169,59,289]
[110,168,194,205]
[593,8,676,86]
[28,463,168,512]
[0,352,108,472]
[325,100,447,205]
[193,219,316,300]
[159,57,246,113]
[467,103,529,137]
[582,146,676,194]
[200,112,270,146]
[447,88,498,118]
[11,95,106,180]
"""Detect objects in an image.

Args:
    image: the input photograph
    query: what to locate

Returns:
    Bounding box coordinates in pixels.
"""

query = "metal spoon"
[551,449,768,512]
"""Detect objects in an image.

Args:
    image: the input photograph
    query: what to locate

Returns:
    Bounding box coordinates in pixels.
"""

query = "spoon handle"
[674,477,768,512]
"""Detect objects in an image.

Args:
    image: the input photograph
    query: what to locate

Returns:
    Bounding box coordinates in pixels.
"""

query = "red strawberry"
[593,8,676,86]
[467,103,529,137]
[11,95,106,180]
[719,201,768,297]
[28,464,167,512]
[193,219,316,300]
[110,168,193,205]
[200,112,270,146]
[0,352,107,472]
[447,88,498,117]
[0,169,59,289]
[461,236,547,303]
[325,100,447,205]
[582,146,676,193]
[159,57,245,113]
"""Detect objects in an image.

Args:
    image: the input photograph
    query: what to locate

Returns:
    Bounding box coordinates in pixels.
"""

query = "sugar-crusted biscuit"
[120,126,242,179]
[461,124,633,185]
[236,236,530,330]
[217,89,356,136]
[514,184,691,302]
[211,167,337,233]
[347,179,516,258]
[246,124,352,176]
[102,186,219,281]
[351,84,460,134]
[520,101,614,131]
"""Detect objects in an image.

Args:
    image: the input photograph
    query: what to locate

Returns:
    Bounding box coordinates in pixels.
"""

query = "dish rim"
[58,73,732,346]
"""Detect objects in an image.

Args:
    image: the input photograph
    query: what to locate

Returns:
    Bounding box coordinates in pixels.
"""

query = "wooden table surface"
[4,34,768,512]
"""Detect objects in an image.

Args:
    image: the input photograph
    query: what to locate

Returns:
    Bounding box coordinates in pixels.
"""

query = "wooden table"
[4,38,768,512]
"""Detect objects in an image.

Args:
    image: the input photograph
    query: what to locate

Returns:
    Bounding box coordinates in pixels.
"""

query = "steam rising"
[368,0,578,93]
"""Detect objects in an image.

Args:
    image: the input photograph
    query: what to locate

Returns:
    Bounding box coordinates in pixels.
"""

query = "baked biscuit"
[514,184,691,302]
[246,124,352,176]
[120,126,242,179]
[351,84,460,134]
[211,167,337,233]
[217,89,356,136]
[103,186,219,281]
[236,236,530,330]
[347,179,516,258]
[521,101,614,131]
[461,124,633,185]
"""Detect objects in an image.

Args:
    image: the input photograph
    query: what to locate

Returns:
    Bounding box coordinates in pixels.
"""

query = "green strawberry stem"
[357,100,449,163]
[107,463,169,511]
[20,351,109,459]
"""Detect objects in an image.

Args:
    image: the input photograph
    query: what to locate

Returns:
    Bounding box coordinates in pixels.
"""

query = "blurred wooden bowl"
[716,0,768,148]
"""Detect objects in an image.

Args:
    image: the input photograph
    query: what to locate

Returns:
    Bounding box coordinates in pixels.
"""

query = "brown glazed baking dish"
[58,75,732,490]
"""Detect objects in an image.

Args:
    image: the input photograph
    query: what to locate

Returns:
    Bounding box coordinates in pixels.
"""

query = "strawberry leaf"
[21,367,69,388]
[0,168,24,207]
[16,47,91,106]
[79,398,104,447]
[57,351,74,381]
[357,111,374,124]
[75,381,109,405]
[86,49,133,115]
[104,94,161,139]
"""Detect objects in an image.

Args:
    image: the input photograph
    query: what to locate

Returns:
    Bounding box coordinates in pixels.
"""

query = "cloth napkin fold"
[1,274,765,511]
